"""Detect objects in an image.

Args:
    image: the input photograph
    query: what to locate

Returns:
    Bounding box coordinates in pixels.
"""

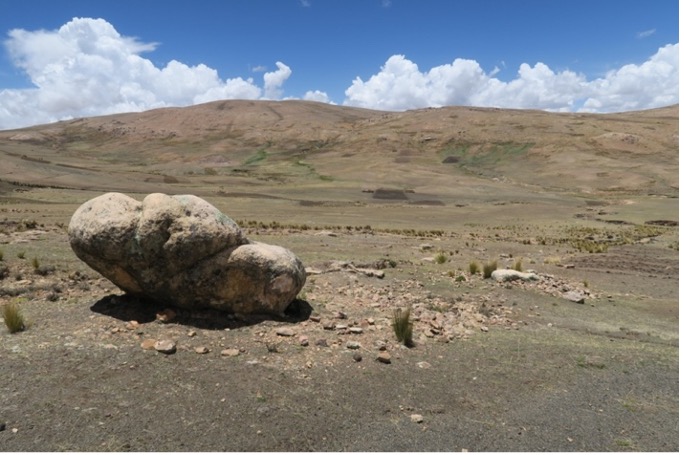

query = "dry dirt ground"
[0,186,678,452]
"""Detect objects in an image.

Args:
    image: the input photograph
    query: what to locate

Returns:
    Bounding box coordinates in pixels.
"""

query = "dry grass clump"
[513,258,523,272]
[392,307,414,347]
[482,260,498,279]
[2,302,26,333]
[468,261,480,275]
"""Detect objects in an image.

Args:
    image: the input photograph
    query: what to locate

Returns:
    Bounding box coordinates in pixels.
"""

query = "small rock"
[346,341,360,350]
[366,318,375,325]
[221,348,240,357]
[315,339,329,347]
[417,361,431,369]
[124,320,139,330]
[299,335,309,347]
[410,414,424,423]
[352,352,363,362]
[323,321,335,330]
[154,340,176,354]
[335,311,348,320]
[349,327,363,334]
[480,326,489,333]
[187,330,197,337]
[140,339,157,350]
[563,291,585,304]
[194,346,209,354]
[156,308,177,323]
[0,422,6,431]
[275,327,295,337]
[309,315,321,322]
[335,324,348,330]
[376,352,391,364]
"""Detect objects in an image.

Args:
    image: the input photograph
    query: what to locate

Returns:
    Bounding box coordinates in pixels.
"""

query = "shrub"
[2,302,26,333]
[31,257,40,269]
[435,252,448,264]
[17,251,25,259]
[392,307,414,347]
[0,263,9,280]
[482,260,498,279]
[468,261,480,275]
[513,258,523,272]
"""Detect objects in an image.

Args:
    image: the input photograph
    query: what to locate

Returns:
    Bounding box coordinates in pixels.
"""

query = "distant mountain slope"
[0,101,678,196]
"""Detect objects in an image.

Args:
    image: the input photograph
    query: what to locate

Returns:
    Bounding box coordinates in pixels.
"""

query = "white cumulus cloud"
[0,17,291,129]
[344,44,679,113]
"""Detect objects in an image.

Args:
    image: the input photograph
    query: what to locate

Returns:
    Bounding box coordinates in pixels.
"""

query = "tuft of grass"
[17,251,26,259]
[2,302,26,333]
[482,260,498,279]
[513,258,523,272]
[435,252,448,264]
[392,307,414,347]
[31,257,40,269]
[468,261,480,275]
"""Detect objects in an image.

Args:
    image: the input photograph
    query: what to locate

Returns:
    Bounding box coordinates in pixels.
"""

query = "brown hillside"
[0,100,678,197]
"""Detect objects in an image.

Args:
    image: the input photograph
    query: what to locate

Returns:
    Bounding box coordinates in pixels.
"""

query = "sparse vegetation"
[2,302,26,333]
[482,260,498,279]
[513,258,523,272]
[17,251,26,259]
[392,307,413,347]
[435,251,448,264]
[468,261,480,275]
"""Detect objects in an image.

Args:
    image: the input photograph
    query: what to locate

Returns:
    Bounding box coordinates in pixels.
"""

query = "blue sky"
[0,0,678,129]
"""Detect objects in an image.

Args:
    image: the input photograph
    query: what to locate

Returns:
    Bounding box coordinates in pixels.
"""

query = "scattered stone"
[309,315,321,322]
[376,352,391,364]
[563,291,585,304]
[140,339,157,350]
[480,326,489,333]
[410,414,424,423]
[335,311,348,320]
[187,330,197,337]
[491,270,539,282]
[124,320,139,330]
[346,341,360,350]
[335,324,348,330]
[349,327,363,334]
[323,321,335,330]
[275,327,295,337]
[156,308,177,323]
[194,346,209,354]
[417,361,431,369]
[366,318,375,325]
[315,339,329,347]
[154,340,176,354]
[352,352,363,362]
[299,335,309,347]
[221,348,240,357]
[68,192,306,316]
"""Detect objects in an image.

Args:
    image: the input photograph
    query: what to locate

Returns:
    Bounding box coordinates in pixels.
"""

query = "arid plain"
[0,100,678,451]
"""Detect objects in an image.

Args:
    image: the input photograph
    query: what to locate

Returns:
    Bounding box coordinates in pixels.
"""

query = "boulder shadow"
[90,293,313,330]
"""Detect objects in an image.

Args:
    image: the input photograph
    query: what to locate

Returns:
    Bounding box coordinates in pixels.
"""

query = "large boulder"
[68,192,306,316]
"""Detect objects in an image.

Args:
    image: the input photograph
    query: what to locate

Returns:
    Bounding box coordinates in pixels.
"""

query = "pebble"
[410,414,424,423]
[275,327,295,337]
[299,335,309,347]
[309,316,321,322]
[140,339,157,350]
[335,324,348,330]
[417,361,431,369]
[221,348,240,357]
[154,340,177,354]
[187,330,197,337]
[352,353,363,362]
[194,346,209,354]
[376,352,391,364]
[349,327,363,334]
[315,339,329,347]
[156,308,177,323]
[346,341,360,350]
